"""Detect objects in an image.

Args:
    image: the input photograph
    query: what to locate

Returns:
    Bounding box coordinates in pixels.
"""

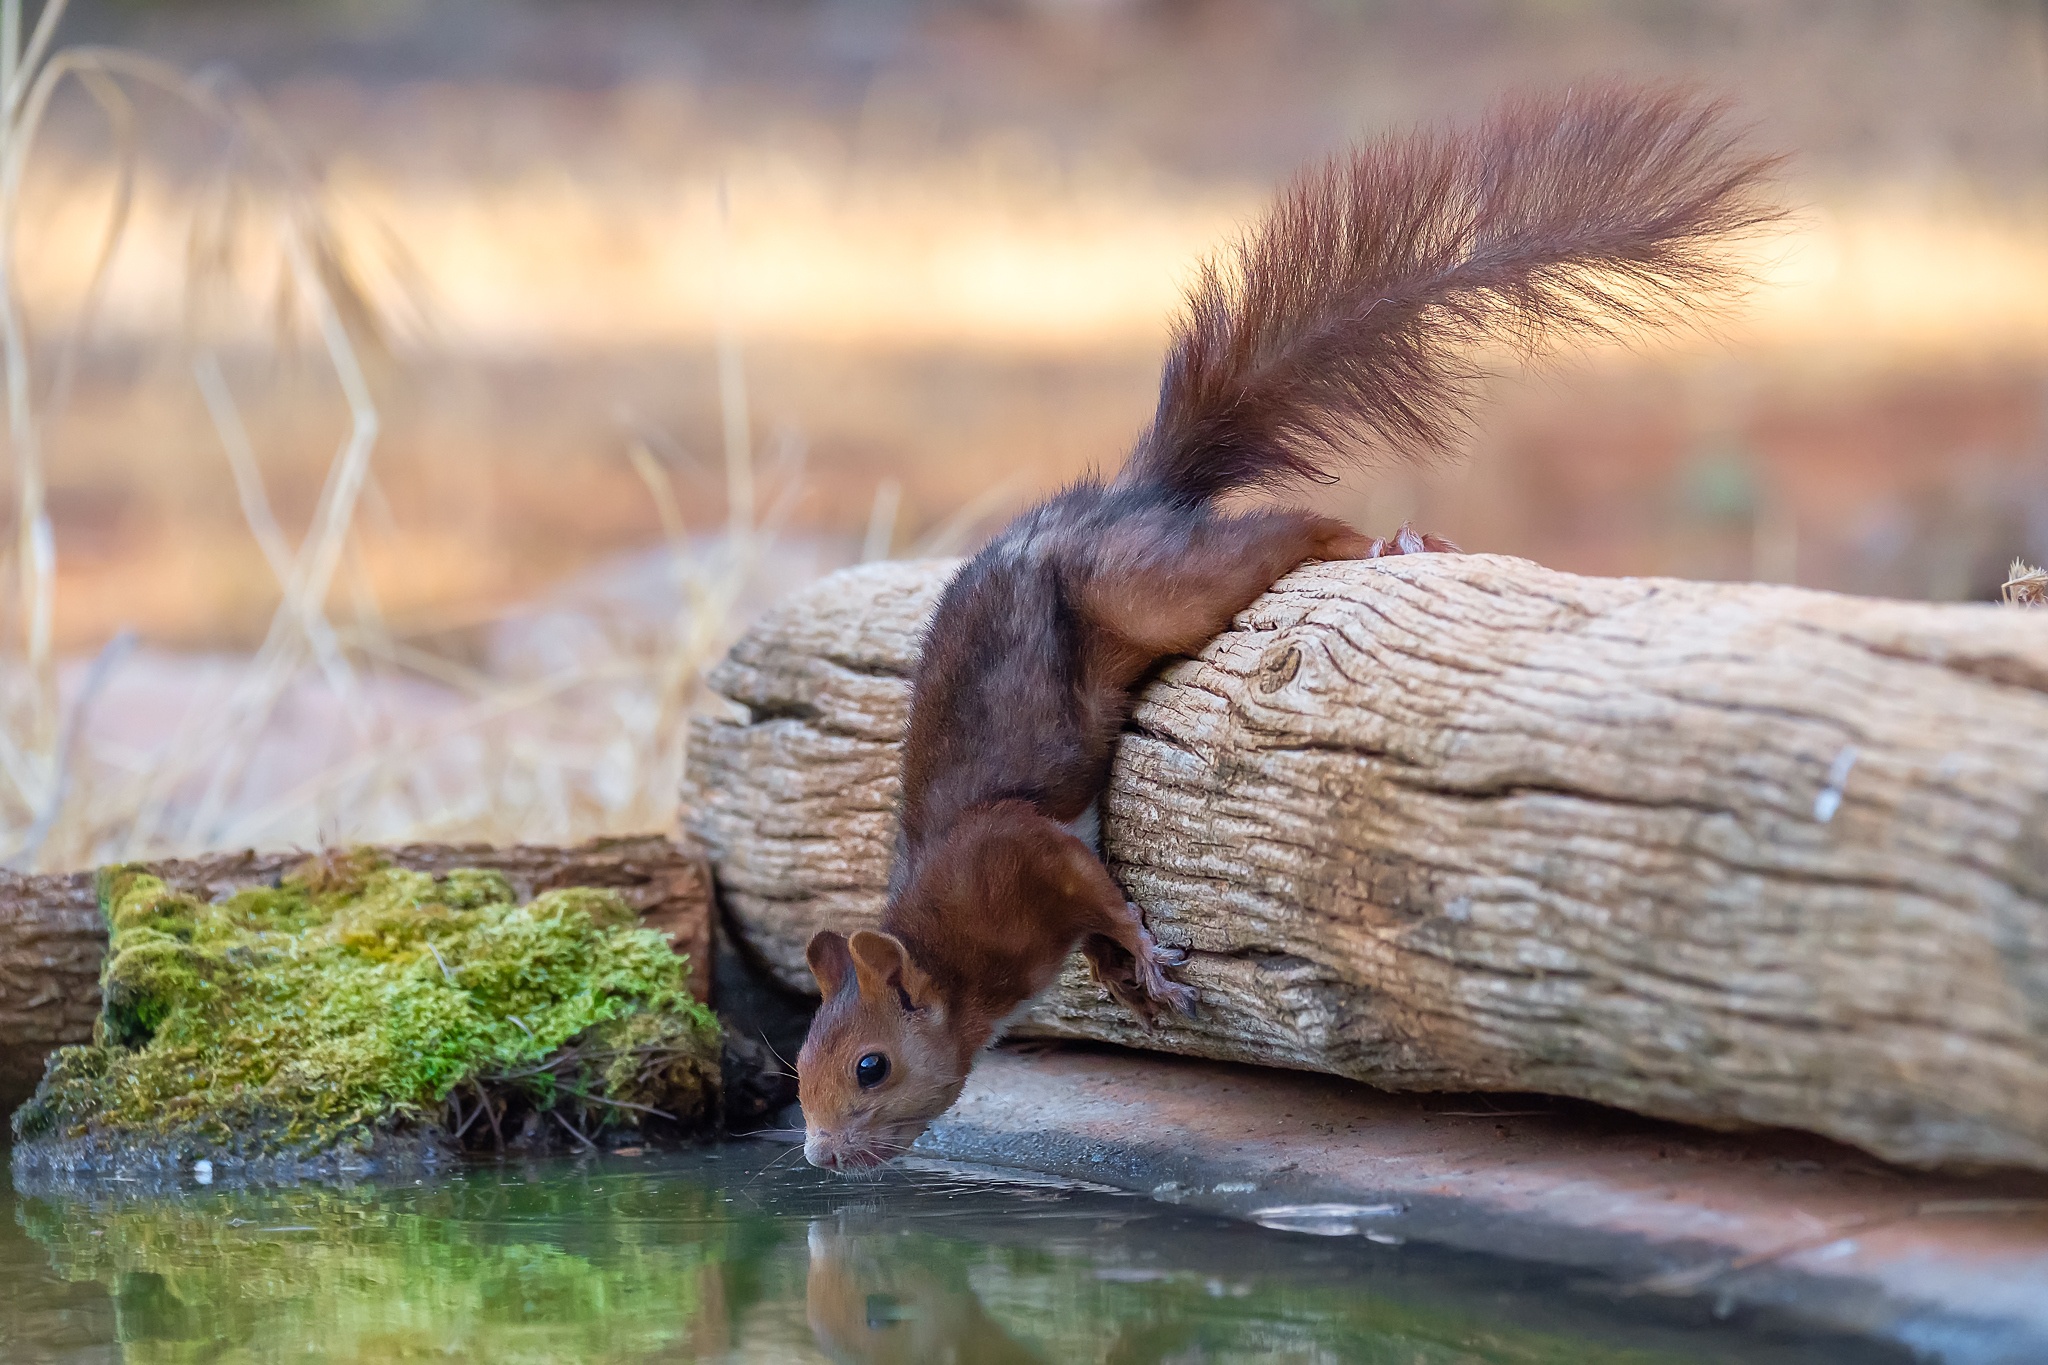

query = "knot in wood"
[1257,642,1302,694]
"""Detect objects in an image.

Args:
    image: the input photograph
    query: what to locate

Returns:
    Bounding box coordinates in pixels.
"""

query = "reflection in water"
[10,1165,734,1361]
[806,1219,1041,1364]
[1,1145,1896,1364]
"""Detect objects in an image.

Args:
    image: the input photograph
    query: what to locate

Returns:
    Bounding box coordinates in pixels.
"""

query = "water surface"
[3,1141,1898,1363]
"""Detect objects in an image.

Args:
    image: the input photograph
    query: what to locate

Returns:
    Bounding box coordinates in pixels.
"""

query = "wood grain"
[686,555,2048,1171]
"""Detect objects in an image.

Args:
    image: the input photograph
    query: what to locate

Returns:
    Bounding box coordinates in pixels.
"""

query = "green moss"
[12,855,721,1168]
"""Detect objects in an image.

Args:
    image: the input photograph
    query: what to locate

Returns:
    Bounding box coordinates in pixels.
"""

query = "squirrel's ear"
[806,930,854,998]
[848,929,935,1013]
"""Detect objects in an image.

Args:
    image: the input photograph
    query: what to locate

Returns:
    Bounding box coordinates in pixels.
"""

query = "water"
[1,1141,1898,1363]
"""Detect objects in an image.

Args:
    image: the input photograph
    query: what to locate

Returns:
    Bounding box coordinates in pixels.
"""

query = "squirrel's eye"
[855,1052,890,1089]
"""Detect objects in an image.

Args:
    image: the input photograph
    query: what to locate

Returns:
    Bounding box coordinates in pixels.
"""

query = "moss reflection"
[19,1171,732,1362]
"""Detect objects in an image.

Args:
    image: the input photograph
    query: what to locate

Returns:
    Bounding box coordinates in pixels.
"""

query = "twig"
[555,1087,677,1121]
[552,1109,598,1151]
[448,1089,479,1142]
[474,1079,504,1153]
[487,1043,688,1083]
[487,1059,574,1083]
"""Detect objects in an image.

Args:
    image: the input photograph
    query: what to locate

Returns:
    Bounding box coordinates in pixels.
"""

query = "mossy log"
[0,836,709,1115]
[685,556,2048,1173]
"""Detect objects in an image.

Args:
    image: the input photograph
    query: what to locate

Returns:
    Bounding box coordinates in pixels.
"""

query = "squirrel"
[796,85,1778,1173]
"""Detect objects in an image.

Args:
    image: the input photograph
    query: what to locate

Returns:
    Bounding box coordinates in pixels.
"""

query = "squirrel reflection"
[804,1220,1041,1365]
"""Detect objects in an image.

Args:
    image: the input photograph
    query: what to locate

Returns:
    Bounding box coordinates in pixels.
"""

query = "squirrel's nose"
[803,1130,836,1170]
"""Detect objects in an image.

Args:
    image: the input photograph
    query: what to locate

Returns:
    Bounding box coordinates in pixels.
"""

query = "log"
[684,555,2048,1172]
[0,836,711,1115]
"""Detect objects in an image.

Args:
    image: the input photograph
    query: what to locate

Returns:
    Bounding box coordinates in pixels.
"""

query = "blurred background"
[5,0,2048,868]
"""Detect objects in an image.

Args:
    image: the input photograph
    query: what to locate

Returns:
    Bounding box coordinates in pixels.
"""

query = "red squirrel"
[797,86,1778,1172]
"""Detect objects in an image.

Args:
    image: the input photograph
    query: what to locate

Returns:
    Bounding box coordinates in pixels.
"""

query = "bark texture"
[0,836,710,1114]
[685,555,2048,1172]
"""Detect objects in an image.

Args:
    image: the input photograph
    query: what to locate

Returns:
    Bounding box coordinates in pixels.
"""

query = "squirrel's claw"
[1123,908,1198,1022]
[1313,520,1461,561]
[1081,913,1198,1026]
[1361,523,1462,558]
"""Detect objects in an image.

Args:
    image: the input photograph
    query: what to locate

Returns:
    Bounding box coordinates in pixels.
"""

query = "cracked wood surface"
[0,837,711,1114]
[685,554,2048,1172]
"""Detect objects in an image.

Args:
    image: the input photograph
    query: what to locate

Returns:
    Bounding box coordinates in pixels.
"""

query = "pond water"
[2,1141,1898,1364]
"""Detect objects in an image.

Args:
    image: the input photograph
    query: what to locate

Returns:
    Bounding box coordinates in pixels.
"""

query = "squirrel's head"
[797,927,967,1172]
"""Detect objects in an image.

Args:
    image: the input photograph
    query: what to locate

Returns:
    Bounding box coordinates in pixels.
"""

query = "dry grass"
[0,2,817,873]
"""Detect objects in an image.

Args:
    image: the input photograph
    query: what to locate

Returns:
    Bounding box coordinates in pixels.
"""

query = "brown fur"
[805,1221,1042,1363]
[797,85,1779,1172]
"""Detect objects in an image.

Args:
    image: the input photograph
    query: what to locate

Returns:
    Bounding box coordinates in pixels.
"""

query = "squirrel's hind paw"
[1320,520,1462,561]
[1363,523,1462,558]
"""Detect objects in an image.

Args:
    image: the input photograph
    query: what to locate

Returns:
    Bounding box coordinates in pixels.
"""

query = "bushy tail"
[1117,85,1782,505]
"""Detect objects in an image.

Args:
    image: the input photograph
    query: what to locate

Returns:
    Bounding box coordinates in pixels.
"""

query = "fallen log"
[0,836,711,1115]
[685,555,2048,1172]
